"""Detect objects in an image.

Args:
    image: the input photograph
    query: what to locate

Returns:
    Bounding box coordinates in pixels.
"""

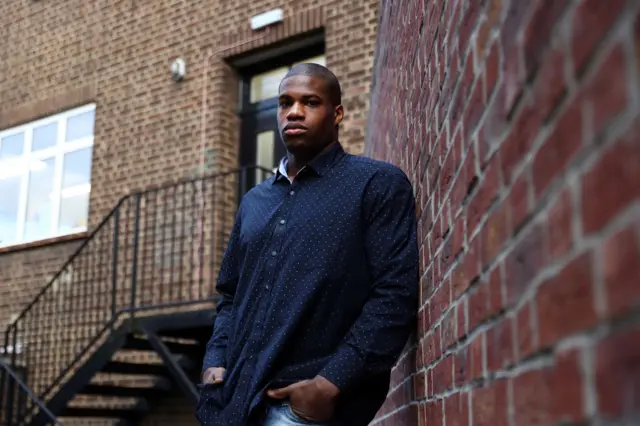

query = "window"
[0,104,95,247]
[249,55,326,103]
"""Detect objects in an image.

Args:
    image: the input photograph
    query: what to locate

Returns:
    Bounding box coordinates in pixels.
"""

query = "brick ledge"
[0,232,88,255]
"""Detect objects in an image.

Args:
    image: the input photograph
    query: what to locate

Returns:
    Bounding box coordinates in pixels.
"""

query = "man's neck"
[287,141,337,179]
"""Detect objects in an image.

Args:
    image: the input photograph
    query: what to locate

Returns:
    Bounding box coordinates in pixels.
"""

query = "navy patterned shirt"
[197,143,419,426]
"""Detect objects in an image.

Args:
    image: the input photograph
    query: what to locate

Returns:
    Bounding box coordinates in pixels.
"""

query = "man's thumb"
[267,385,292,399]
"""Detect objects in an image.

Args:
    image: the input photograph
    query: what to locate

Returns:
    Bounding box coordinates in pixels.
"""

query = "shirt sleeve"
[319,167,419,392]
[202,208,243,374]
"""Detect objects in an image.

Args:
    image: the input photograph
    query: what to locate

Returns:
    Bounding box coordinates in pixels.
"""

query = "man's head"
[277,63,344,157]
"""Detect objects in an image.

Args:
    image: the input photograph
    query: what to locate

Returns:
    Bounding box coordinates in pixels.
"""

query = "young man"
[197,63,419,426]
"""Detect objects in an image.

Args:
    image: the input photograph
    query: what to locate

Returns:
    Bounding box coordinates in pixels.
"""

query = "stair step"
[101,361,169,376]
[62,400,149,419]
[80,377,171,397]
[100,355,196,376]
[122,336,203,354]
[156,327,212,341]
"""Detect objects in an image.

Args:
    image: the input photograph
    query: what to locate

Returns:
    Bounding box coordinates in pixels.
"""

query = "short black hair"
[279,63,342,106]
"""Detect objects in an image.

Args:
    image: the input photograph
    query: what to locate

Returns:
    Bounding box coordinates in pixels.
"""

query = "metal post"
[130,194,142,319]
[110,208,120,323]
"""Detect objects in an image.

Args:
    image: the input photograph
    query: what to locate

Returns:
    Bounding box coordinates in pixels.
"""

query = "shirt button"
[265,285,270,290]
[271,251,277,256]
[289,190,295,196]
[280,219,286,225]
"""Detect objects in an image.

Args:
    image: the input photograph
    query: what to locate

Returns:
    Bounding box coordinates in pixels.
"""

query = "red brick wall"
[367,0,640,425]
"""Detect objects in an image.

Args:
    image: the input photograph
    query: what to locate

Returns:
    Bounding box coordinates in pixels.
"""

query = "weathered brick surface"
[0,0,379,424]
[367,0,640,425]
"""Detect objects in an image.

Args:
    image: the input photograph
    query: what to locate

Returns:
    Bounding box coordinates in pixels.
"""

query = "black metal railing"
[2,166,273,423]
[0,359,60,426]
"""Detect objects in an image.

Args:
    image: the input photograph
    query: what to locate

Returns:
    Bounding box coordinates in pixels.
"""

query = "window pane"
[32,122,58,151]
[24,158,55,241]
[0,176,20,246]
[59,193,89,234]
[0,132,25,159]
[62,147,92,188]
[256,131,275,183]
[250,67,288,103]
[65,109,95,141]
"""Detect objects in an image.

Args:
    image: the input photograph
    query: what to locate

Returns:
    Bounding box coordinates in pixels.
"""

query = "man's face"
[277,75,343,155]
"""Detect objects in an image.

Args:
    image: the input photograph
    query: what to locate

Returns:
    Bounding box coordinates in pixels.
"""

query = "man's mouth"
[284,125,307,136]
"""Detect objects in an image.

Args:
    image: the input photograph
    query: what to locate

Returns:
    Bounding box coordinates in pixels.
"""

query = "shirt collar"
[273,142,345,184]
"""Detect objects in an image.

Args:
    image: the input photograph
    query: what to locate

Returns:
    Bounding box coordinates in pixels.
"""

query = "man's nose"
[286,102,304,119]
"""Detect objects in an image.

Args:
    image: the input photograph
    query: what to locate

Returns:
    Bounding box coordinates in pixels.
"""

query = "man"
[196,63,418,426]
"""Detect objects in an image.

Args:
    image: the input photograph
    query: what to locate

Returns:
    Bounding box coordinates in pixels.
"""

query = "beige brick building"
[0,1,379,424]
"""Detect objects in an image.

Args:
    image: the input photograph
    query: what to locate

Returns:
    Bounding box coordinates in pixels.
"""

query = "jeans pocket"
[284,403,323,425]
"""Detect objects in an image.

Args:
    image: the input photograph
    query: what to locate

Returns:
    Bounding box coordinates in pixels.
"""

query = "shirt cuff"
[201,348,226,374]
[318,343,366,392]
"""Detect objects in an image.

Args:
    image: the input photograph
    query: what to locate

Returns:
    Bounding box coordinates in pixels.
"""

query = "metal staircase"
[2,166,272,425]
[1,359,61,425]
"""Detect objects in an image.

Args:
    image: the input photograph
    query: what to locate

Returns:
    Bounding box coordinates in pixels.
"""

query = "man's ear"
[334,105,344,127]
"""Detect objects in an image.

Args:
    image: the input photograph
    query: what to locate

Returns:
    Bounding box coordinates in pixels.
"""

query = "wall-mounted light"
[250,8,283,31]
[170,58,186,82]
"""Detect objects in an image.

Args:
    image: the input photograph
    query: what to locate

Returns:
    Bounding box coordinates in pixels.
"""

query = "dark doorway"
[236,40,325,188]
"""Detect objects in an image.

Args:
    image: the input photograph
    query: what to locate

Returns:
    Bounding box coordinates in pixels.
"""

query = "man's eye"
[307,100,320,106]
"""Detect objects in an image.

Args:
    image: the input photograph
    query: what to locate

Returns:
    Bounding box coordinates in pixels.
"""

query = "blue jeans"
[263,403,333,426]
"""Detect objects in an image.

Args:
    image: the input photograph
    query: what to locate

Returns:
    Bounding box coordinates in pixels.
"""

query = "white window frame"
[0,103,96,248]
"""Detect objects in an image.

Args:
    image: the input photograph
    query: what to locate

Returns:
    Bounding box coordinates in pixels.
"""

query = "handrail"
[0,359,61,426]
[3,164,274,423]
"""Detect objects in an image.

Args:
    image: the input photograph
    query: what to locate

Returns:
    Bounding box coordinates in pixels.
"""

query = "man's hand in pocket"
[266,375,340,422]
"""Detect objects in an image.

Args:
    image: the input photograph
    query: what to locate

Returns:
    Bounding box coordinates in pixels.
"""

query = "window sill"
[0,232,88,255]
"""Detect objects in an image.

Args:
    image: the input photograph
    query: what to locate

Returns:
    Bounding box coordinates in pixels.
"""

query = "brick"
[547,188,574,258]
[522,0,568,77]
[571,0,626,74]
[532,46,567,122]
[424,400,444,426]
[483,41,501,104]
[472,379,509,426]
[486,317,514,372]
[595,328,640,418]
[514,301,536,362]
[476,0,502,59]
[583,44,629,138]
[512,368,552,426]
[602,225,640,318]
[454,343,469,387]
[505,224,548,306]
[582,119,640,233]
[414,369,427,400]
[441,307,458,351]
[532,98,583,197]
[506,172,531,234]
[469,332,485,380]
[445,392,469,426]
[479,202,508,270]
[468,282,490,332]
[499,102,542,184]
[432,355,454,395]
[487,266,504,316]
[536,252,598,349]
[549,349,585,424]
[467,159,500,237]
[451,247,479,300]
